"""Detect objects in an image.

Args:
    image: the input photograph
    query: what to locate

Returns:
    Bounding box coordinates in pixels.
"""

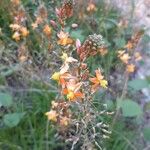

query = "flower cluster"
[117,31,143,73]
[9,0,112,148]
[45,37,110,148]
[10,24,29,41]
[45,101,71,126]
[9,1,29,41]
[56,0,73,27]
[9,0,30,62]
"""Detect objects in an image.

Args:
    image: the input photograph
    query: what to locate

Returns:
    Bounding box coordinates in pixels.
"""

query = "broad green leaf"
[128,79,149,91]
[142,34,150,43]
[3,112,25,128]
[117,99,142,117]
[144,102,150,111]
[0,92,13,107]
[143,127,150,141]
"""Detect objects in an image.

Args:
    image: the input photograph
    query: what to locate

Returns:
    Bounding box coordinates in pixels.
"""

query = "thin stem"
[111,72,129,128]
[45,120,49,150]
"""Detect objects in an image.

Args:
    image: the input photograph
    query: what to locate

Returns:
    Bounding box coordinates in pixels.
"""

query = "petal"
[62,89,68,95]
[95,69,103,80]
[59,78,66,88]
[74,82,82,92]
[60,63,69,74]
[89,78,99,84]
[76,39,81,48]
[66,38,73,44]
[75,92,84,98]
[66,57,78,63]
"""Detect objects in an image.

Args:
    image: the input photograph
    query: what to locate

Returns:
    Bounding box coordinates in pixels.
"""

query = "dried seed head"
[58,0,74,19]
[85,34,105,50]
[78,34,106,61]
[38,5,48,18]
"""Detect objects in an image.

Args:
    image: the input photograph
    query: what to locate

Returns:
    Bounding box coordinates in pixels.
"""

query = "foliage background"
[0,0,150,149]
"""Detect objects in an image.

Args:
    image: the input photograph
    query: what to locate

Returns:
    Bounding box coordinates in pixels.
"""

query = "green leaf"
[117,99,142,117]
[143,127,150,141]
[3,112,25,128]
[105,18,117,29]
[128,79,149,91]
[70,30,84,42]
[142,34,150,43]
[0,92,13,107]
[113,38,126,48]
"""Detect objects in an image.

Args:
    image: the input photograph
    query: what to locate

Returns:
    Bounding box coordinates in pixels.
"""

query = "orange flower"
[31,23,38,29]
[45,110,58,122]
[43,24,52,36]
[10,24,20,31]
[117,50,125,57]
[87,3,97,12]
[118,50,131,63]
[11,0,20,5]
[62,80,84,101]
[36,16,43,24]
[126,64,135,73]
[57,31,73,46]
[125,41,133,50]
[20,27,29,37]
[119,53,131,64]
[134,52,142,61]
[89,69,108,93]
[19,55,27,62]
[99,48,108,56]
[60,116,70,126]
[51,101,59,109]
[51,72,74,88]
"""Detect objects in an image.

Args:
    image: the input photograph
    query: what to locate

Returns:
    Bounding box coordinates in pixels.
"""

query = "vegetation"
[0,0,150,150]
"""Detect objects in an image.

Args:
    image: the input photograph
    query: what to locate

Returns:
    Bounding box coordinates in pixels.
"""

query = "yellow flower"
[126,64,135,73]
[100,80,108,88]
[61,52,68,61]
[12,32,20,41]
[51,72,60,81]
[67,91,75,100]
[61,52,78,63]
[45,110,58,122]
